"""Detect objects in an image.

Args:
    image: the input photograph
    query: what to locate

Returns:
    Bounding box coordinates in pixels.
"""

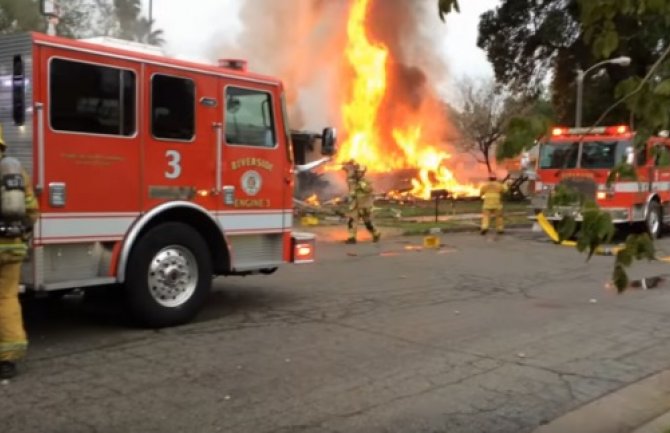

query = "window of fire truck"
[49,58,136,136]
[580,140,629,169]
[224,86,276,148]
[539,141,578,169]
[151,74,195,141]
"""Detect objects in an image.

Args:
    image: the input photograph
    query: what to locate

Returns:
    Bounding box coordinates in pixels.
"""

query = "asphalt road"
[3,228,670,433]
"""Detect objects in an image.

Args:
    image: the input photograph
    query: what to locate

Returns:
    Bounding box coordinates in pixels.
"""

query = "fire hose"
[535,212,624,256]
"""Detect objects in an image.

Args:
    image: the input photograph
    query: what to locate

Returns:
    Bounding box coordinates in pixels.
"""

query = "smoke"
[209,0,349,131]
[210,0,451,134]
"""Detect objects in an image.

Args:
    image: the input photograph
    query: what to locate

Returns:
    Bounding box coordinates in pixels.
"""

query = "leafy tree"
[580,1,670,142]
[450,78,534,173]
[0,0,43,34]
[476,0,641,126]
[496,97,554,161]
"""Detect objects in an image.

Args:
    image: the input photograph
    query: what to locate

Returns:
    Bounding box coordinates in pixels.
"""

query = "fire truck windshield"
[539,142,578,169]
[539,140,631,170]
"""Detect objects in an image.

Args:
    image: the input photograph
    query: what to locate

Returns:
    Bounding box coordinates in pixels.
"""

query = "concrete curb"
[532,369,670,433]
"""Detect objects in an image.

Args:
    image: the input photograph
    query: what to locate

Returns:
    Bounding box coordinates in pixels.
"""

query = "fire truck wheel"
[646,201,662,239]
[125,222,212,328]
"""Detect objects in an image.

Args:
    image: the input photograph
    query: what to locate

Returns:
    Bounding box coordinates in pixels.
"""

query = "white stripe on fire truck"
[38,211,294,242]
[38,215,138,242]
[652,181,670,191]
[613,182,643,193]
[613,182,670,193]
[217,212,292,232]
[536,182,670,194]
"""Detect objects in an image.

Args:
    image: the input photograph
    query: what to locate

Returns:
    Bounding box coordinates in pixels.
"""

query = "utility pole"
[148,0,153,44]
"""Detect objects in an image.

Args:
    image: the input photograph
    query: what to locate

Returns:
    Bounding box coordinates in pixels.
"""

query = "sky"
[145,0,500,90]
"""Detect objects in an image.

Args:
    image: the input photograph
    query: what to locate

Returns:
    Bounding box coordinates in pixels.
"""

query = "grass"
[377,213,531,236]
[297,199,533,236]
[375,199,530,218]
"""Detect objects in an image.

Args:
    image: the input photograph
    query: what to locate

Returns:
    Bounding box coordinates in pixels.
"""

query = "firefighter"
[343,160,380,244]
[0,128,39,380]
[480,173,507,235]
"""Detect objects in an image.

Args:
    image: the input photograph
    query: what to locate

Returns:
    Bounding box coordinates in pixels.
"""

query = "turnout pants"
[0,262,26,362]
[348,207,379,239]
[481,208,504,233]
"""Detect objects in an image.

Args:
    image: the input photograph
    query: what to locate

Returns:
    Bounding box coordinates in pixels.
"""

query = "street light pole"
[575,68,585,128]
[575,56,632,127]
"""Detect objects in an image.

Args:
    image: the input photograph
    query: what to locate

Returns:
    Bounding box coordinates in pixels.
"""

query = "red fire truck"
[529,124,670,239]
[3,32,336,327]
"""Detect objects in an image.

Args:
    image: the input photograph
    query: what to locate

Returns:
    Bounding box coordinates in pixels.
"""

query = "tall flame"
[335,0,481,199]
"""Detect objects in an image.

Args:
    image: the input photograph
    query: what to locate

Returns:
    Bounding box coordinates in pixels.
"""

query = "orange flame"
[335,0,481,199]
[305,194,320,206]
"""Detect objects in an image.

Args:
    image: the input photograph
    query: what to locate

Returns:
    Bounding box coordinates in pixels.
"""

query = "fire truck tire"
[646,201,662,239]
[125,222,212,328]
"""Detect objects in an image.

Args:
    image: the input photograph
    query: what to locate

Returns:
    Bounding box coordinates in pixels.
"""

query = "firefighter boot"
[0,360,16,379]
[481,209,491,235]
[364,221,380,243]
[346,217,358,244]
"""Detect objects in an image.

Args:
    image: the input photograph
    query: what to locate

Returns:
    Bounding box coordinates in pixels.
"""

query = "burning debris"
[327,0,486,200]
[220,0,490,206]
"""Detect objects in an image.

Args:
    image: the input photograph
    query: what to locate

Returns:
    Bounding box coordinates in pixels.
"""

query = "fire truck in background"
[3,32,336,327]
[528,124,670,239]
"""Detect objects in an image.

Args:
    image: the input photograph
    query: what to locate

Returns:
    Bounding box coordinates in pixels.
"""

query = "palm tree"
[113,0,141,40]
[438,0,459,22]
[135,16,164,46]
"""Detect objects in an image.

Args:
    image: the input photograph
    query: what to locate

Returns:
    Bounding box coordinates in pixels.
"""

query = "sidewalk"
[532,368,670,433]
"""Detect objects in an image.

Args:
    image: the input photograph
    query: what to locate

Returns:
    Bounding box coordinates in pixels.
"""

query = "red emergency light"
[551,127,565,136]
[218,58,248,72]
[550,125,630,137]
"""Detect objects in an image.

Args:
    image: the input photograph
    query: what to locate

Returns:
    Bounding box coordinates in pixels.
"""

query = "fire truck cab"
[529,125,670,238]
[2,32,336,327]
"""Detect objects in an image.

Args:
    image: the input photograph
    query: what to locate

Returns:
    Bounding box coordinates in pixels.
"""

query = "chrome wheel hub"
[148,245,198,308]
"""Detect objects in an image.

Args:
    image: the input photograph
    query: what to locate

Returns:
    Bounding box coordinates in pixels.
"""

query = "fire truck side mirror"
[12,55,25,126]
[322,127,337,156]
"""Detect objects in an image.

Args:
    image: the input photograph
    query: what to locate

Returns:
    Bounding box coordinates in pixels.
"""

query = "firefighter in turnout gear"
[343,160,380,244]
[0,127,38,380]
[480,173,507,235]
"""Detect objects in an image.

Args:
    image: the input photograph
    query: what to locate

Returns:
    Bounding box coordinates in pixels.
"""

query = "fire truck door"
[220,84,286,233]
[39,50,142,218]
[142,66,218,211]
